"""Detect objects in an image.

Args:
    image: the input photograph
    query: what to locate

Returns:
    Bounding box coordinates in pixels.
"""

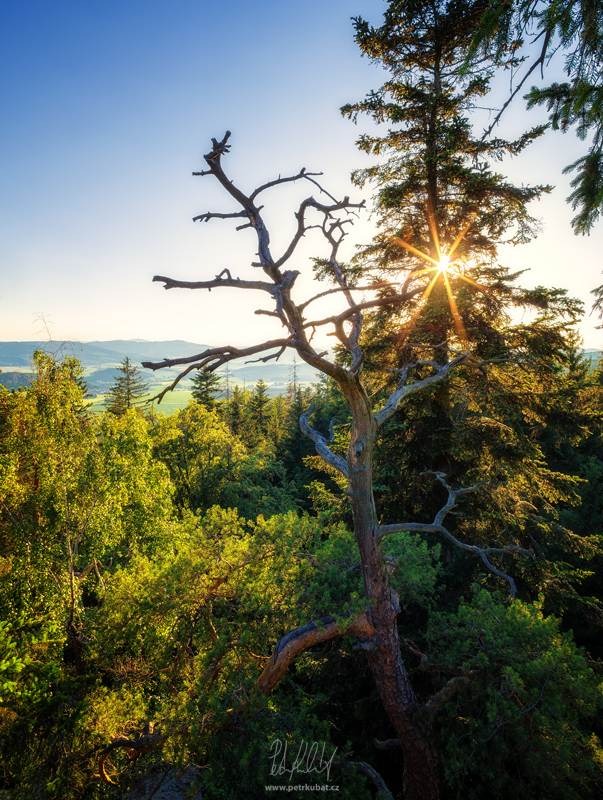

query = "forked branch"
[377,473,534,597]
[303,286,424,333]
[142,338,294,403]
[374,354,470,427]
[299,404,348,477]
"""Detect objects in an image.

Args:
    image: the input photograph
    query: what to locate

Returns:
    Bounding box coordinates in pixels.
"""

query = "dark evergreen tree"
[105,357,149,415]
[249,378,271,442]
[225,385,245,437]
[191,365,222,410]
[341,1,593,599]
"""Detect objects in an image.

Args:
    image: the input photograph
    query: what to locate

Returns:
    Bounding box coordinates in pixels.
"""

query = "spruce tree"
[249,378,271,441]
[105,357,149,415]
[225,385,245,437]
[191,366,222,410]
[342,1,590,590]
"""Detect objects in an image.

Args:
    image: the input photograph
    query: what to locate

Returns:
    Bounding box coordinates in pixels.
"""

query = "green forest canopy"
[1,1,603,798]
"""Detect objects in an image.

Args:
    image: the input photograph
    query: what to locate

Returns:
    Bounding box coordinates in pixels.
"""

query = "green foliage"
[1,354,602,798]
[79,508,375,797]
[425,588,603,799]
[384,531,441,608]
[0,351,172,659]
[0,616,62,705]
[151,402,300,518]
[105,356,150,415]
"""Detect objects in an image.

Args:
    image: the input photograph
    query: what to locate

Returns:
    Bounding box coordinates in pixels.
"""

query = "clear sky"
[1,0,601,350]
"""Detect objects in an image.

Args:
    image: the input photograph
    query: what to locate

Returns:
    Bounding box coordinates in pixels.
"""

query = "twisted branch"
[255,612,372,696]
[346,762,393,799]
[274,196,365,268]
[374,354,470,427]
[377,473,534,597]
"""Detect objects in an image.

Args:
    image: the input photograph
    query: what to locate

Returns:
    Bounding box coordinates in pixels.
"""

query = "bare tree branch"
[298,282,392,312]
[249,167,323,201]
[373,738,400,751]
[424,676,472,719]
[254,613,372,696]
[142,339,294,403]
[377,474,534,597]
[191,131,278,271]
[192,209,249,223]
[244,345,287,365]
[152,273,274,293]
[302,287,424,332]
[299,403,348,477]
[274,196,365,268]
[374,354,470,427]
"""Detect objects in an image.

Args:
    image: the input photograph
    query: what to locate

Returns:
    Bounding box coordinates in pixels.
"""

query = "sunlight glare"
[437,254,451,272]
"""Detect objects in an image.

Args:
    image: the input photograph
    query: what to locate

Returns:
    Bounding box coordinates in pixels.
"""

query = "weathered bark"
[341,375,440,800]
[255,613,373,696]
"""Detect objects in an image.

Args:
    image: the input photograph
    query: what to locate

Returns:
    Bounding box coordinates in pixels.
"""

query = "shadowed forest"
[2,0,603,798]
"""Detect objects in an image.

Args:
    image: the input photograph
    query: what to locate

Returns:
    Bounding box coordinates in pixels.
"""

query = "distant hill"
[0,371,33,390]
[84,340,213,364]
[0,340,212,368]
[584,349,602,366]
[2,340,600,399]
[0,341,321,395]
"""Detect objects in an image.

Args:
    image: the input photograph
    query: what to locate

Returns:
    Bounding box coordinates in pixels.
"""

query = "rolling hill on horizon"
[4,340,599,398]
[0,340,321,396]
[0,339,212,368]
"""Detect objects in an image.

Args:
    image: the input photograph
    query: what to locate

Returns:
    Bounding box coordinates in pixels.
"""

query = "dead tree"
[143,132,532,800]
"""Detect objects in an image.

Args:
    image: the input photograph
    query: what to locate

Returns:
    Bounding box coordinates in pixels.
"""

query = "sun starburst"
[387,217,490,349]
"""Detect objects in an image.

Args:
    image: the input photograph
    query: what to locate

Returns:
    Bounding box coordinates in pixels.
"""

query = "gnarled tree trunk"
[342,376,439,800]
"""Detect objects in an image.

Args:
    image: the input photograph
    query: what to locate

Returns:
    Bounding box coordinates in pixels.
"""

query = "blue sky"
[1,0,601,350]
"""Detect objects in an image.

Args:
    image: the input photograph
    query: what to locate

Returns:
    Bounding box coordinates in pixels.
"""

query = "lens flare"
[387,219,489,349]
